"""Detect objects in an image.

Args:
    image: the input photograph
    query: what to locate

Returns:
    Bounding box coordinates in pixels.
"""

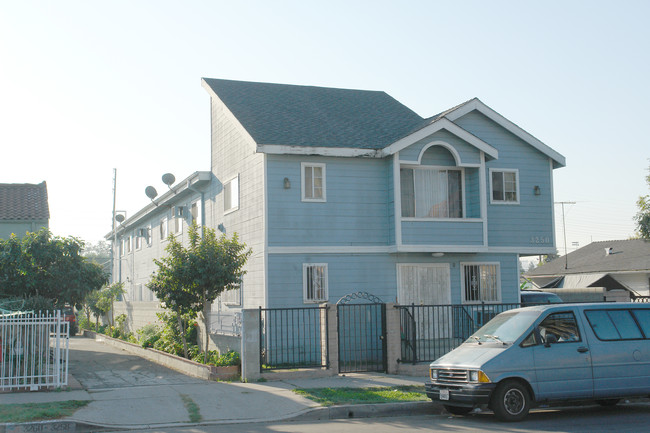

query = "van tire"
[490,380,531,422]
[444,405,473,416]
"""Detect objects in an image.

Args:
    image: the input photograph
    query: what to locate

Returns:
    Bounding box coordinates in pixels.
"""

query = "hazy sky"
[1,1,648,254]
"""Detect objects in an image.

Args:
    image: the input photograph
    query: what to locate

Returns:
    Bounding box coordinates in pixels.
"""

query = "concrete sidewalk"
[1,337,441,431]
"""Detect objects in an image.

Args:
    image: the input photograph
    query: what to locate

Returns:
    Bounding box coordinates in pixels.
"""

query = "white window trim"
[301,162,327,202]
[135,231,143,251]
[222,280,242,306]
[460,262,502,304]
[303,263,329,303]
[224,174,240,214]
[160,217,168,242]
[400,164,466,219]
[191,199,202,226]
[146,225,153,247]
[489,168,520,205]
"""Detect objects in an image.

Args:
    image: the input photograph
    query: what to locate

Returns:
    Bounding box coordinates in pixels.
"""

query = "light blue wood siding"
[465,168,481,218]
[267,155,392,246]
[401,221,484,245]
[454,111,555,249]
[399,129,481,166]
[267,252,520,308]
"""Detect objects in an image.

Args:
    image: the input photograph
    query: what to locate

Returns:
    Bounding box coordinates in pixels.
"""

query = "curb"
[0,401,444,432]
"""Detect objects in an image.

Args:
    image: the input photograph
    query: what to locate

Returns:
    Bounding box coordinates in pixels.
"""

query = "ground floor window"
[461,263,500,303]
[303,263,328,303]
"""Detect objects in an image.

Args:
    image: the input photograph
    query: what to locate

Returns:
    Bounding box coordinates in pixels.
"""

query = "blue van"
[425,303,650,421]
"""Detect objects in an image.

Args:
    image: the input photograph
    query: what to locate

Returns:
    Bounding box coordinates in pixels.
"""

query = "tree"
[635,162,650,240]
[148,224,251,362]
[148,232,201,358]
[187,225,251,363]
[82,240,112,275]
[0,229,108,308]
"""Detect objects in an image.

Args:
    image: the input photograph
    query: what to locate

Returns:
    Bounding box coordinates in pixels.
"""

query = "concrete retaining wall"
[82,331,240,381]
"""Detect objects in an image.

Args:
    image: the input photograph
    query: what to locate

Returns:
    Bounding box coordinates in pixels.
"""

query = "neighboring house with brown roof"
[525,239,650,299]
[0,181,50,239]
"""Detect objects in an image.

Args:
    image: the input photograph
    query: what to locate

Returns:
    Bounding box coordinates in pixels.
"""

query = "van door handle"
[577,347,589,353]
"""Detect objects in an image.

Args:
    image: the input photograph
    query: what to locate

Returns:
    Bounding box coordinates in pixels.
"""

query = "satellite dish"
[115,214,125,223]
[162,173,176,187]
[145,186,158,200]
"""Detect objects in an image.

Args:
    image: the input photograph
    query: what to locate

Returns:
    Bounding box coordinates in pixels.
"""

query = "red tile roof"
[0,182,50,220]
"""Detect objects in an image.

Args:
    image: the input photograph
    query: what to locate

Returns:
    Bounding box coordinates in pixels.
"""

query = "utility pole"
[555,201,576,269]
[111,169,117,283]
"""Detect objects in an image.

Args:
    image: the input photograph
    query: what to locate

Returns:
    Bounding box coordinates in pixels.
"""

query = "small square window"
[224,176,240,213]
[301,163,326,202]
[490,169,519,204]
[303,263,328,303]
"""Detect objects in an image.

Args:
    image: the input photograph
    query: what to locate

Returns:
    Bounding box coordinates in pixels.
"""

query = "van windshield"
[468,310,539,344]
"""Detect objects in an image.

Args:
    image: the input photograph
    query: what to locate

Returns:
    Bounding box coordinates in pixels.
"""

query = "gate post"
[385,303,400,374]
[326,304,339,373]
[241,309,261,381]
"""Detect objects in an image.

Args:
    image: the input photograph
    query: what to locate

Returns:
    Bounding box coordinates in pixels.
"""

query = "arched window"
[401,145,463,218]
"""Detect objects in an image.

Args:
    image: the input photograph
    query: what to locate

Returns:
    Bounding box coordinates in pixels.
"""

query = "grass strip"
[180,394,202,423]
[0,400,90,423]
[293,385,428,407]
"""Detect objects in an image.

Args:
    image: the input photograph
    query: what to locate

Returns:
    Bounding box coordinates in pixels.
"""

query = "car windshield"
[467,310,539,344]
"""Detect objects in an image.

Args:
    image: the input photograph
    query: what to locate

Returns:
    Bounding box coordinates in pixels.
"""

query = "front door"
[398,264,452,360]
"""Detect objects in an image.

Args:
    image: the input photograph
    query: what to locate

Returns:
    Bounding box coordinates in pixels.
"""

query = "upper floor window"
[135,230,143,250]
[303,263,328,303]
[173,216,183,235]
[302,163,326,202]
[490,169,519,204]
[461,263,500,303]
[191,200,202,226]
[160,217,168,241]
[401,167,463,218]
[224,175,239,213]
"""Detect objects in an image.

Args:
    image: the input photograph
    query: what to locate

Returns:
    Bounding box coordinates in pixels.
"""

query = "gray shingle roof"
[0,182,50,220]
[202,78,427,149]
[526,239,650,276]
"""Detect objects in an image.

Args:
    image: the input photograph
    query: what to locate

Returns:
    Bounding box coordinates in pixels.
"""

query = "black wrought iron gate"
[336,292,387,373]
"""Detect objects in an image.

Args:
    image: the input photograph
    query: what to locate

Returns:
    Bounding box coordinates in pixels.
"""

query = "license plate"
[439,389,450,401]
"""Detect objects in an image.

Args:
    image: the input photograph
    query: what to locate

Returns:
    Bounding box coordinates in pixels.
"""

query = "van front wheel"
[490,380,530,422]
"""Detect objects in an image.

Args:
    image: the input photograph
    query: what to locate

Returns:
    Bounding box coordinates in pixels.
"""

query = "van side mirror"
[544,334,558,347]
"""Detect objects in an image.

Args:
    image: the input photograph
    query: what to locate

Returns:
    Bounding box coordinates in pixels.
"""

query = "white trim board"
[443,98,566,168]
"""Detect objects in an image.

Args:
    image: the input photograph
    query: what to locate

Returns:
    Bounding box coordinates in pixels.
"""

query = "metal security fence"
[259,306,329,371]
[397,303,521,363]
[1,311,69,391]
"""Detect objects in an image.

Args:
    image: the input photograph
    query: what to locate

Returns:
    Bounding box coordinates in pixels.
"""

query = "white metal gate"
[0,311,69,391]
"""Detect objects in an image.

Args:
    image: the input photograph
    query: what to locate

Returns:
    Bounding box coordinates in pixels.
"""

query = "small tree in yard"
[148,224,251,363]
[188,225,251,363]
[148,238,199,358]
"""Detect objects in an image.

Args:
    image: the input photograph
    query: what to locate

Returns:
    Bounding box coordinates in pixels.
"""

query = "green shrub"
[214,350,240,367]
[78,317,93,331]
[137,324,161,348]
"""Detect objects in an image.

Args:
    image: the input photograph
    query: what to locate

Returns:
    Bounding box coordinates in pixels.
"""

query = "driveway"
[68,336,204,390]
